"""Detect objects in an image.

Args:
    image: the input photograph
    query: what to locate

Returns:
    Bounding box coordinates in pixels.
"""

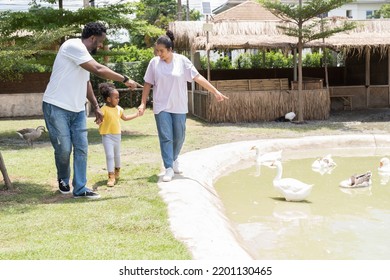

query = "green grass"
[0,109,189,260]
[1,108,390,259]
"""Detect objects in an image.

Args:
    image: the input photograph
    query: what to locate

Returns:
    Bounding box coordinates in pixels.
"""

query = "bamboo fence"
[193,89,330,123]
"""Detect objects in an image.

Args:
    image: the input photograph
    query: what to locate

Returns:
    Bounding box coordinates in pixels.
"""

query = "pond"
[215,155,390,260]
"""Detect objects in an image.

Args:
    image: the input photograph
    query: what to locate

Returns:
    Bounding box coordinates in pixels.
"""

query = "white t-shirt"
[143,53,199,114]
[43,38,93,112]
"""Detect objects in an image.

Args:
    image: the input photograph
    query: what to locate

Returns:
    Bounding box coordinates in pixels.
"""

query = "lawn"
[1,107,390,259]
[0,109,189,260]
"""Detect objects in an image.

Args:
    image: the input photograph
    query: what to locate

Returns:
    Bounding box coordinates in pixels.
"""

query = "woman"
[138,31,229,182]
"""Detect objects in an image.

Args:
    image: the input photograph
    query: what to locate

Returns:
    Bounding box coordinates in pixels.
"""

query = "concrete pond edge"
[157,134,390,260]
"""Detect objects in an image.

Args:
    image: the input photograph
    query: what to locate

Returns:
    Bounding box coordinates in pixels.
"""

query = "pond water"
[215,155,390,260]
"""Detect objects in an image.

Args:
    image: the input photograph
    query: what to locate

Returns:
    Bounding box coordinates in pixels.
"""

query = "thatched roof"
[169,19,390,53]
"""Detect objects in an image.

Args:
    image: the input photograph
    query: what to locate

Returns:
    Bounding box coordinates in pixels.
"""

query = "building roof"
[212,0,246,14]
[212,0,280,22]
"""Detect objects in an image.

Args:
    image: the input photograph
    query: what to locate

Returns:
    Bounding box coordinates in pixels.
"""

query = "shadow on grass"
[0,180,134,214]
[0,181,58,212]
[147,174,159,183]
[0,126,155,151]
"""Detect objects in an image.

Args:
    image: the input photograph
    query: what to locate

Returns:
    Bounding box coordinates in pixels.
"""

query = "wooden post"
[0,152,13,190]
[365,48,371,108]
[388,48,390,106]
[206,14,211,82]
[190,50,195,114]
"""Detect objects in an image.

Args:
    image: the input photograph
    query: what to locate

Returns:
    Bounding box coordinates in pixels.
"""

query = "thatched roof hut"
[169,19,390,54]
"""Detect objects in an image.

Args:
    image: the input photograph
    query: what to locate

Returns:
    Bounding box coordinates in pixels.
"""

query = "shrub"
[200,55,215,70]
[233,53,252,69]
[302,50,335,67]
[250,52,264,69]
[265,50,294,68]
[215,56,233,69]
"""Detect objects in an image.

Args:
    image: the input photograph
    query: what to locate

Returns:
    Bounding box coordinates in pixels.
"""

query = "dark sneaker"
[58,179,71,194]
[73,190,101,199]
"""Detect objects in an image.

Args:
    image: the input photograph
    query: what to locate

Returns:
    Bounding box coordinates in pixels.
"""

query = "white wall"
[328,3,385,19]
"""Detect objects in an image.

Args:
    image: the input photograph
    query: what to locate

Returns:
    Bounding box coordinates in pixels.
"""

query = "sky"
[0,0,228,12]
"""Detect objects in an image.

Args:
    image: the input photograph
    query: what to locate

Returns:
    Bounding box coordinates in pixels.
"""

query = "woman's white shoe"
[162,167,175,182]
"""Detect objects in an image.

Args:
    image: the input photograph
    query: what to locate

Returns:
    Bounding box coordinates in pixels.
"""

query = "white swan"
[269,160,313,202]
[378,157,390,173]
[339,171,372,188]
[251,146,282,165]
[311,154,336,170]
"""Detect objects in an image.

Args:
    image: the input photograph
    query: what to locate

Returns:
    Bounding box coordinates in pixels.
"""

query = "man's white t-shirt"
[43,38,93,112]
[143,53,199,114]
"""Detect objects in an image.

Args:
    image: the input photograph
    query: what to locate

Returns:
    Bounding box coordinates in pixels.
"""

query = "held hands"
[94,107,103,125]
[125,80,143,90]
[137,103,146,116]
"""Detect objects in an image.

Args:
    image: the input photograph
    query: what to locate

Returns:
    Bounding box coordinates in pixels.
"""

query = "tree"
[378,4,390,18]
[0,152,12,190]
[0,4,163,80]
[135,0,201,30]
[135,0,177,30]
[259,0,356,123]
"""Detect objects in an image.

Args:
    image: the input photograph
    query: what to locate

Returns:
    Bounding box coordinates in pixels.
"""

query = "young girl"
[99,83,139,187]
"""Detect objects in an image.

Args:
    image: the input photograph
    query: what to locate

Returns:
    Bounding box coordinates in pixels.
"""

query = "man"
[43,22,138,199]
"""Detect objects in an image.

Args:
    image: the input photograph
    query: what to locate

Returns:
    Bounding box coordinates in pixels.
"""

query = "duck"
[274,112,296,122]
[16,126,46,147]
[251,146,282,165]
[311,154,337,174]
[339,171,372,188]
[378,157,390,173]
[269,160,313,202]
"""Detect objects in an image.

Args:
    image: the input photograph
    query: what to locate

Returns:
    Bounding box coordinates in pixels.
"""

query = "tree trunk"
[0,152,13,190]
[177,0,182,20]
[297,0,304,123]
[297,40,304,123]
[323,47,329,90]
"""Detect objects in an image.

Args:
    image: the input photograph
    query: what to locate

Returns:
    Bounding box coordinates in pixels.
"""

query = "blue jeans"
[42,102,89,195]
[154,112,186,169]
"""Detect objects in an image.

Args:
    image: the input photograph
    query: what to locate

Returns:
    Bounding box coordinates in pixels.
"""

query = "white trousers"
[102,134,121,173]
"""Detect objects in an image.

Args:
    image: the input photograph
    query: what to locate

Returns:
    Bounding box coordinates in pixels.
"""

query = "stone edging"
[157,134,390,260]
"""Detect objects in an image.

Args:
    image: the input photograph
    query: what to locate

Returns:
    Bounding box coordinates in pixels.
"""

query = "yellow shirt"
[99,105,124,135]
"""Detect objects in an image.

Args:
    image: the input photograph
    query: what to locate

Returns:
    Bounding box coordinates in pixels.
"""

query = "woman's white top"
[143,53,199,114]
[43,38,93,112]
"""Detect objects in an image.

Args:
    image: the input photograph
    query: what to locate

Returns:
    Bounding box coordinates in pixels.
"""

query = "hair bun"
[99,82,114,92]
[166,30,175,42]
